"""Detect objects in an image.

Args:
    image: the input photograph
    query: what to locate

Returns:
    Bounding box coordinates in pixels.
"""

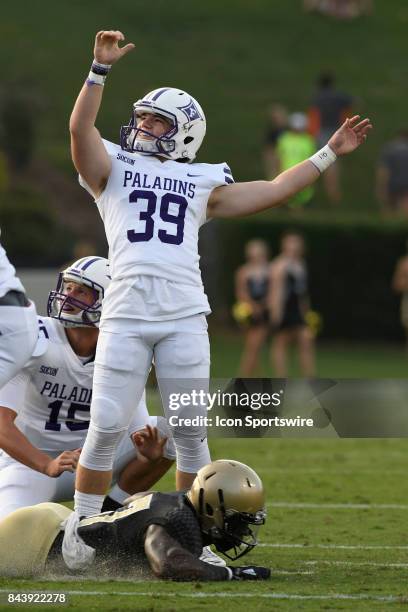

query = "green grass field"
[1,438,408,610]
[209,328,408,378]
[1,336,408,610]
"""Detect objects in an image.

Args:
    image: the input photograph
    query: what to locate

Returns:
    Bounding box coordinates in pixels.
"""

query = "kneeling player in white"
[0,256,175,520]
[0,236,38,389]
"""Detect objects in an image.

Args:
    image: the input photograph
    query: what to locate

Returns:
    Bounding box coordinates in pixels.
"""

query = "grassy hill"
[1,0,406,211]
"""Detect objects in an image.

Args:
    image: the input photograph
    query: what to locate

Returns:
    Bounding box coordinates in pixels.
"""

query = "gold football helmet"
[187,459,266,560]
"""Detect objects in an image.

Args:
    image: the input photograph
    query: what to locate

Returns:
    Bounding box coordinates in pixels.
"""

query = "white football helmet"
[120,87,206,162]
[47,256,110,328]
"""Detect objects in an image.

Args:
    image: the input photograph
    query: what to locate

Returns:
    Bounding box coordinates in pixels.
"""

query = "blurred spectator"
[269,231,315,377]
[308,72,353,204]
[304,0,373,19]
[262,104,288,180]
[392,244,408,350]
[376,130,408,215]
[72,240,98,260]
[61,240,99,270]
[234,240,271,376]
[276,113,316,209]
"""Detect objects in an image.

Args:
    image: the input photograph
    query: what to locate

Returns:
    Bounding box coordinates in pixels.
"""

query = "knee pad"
[79,423,126,471]
[172,435,211,473]
[91,394,131,432]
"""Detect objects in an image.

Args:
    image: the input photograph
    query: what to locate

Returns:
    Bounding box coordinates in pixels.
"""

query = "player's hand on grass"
[44,448,81,477]
[328,115,372,156]
[132,424,167,463]
[94,30,135,66]
[228,565,271,580]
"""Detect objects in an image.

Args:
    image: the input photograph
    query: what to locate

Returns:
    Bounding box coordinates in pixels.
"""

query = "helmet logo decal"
[177,99,202,122]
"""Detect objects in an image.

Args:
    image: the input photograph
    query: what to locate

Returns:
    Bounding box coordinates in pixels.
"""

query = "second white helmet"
[47,256,110,328]
[120,87,206,163]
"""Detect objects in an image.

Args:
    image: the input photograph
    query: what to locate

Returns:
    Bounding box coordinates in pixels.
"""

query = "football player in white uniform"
[63,30,372,568]
[0,236,38,389]
[0,256,175,521]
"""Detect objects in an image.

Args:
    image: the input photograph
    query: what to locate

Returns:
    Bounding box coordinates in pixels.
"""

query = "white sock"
[109,484,130,505]
[74,490,105,518]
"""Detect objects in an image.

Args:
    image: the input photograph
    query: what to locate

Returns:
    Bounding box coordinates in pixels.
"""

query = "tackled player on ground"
[0,460,269,582]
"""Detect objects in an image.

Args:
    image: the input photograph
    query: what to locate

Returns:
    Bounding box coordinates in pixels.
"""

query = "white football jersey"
[0,317,146,453]
[79,140,234,321]
[0,238,25,299]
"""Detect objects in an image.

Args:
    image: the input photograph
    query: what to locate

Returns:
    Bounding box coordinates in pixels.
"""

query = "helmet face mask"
[120,87,206,162]
[187,460,266,561]
[209,508,266,561]
[47,257,110,328]
[122,107,178,157]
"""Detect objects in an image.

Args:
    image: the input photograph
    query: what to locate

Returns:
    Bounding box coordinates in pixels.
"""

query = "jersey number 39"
[127,190,187,245]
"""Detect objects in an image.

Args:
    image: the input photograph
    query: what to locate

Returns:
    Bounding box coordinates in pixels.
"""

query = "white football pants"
[0,302,37,390]
[0,414,175,521]
[79,313,211,474]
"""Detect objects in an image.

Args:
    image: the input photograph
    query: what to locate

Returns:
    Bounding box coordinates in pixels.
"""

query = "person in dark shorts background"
[269,231,315,377]
[234,240,271,376]
[392,241,408,350]
[308,72,353,204]
[262,104,289,180]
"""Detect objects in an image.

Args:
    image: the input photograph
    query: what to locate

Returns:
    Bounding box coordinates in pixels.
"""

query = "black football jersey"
[76,491,203,564]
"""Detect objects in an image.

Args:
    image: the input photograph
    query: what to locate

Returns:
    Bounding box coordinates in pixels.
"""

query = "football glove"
[228,565,270,580]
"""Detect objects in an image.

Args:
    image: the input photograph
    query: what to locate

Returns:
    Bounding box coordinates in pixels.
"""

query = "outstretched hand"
[132,424,167,463]
[328,115,372,156]
[94,30,135,66]
[44,448,81,478]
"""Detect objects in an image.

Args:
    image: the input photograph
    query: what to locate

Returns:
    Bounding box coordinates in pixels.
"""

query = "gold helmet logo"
[187,459,266,560]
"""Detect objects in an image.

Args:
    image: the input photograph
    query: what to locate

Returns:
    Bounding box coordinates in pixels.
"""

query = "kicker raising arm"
[70,30,135,198]
[207,115,372,219]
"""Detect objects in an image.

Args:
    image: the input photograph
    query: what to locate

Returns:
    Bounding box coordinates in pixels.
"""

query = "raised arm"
[70,30,135,198]
[208,116,372,218]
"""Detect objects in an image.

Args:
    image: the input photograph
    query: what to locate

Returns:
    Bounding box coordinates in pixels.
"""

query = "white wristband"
[87,71,106,86]
[86,60,112,87]
[309,144,337,173]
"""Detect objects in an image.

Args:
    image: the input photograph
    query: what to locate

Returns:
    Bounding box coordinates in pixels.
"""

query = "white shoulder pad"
[101,138,121,157]
[191,161,234,189]
[78,174,95,197]
[31,317,51,358]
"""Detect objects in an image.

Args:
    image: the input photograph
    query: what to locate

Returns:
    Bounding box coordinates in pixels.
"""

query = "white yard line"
[259,543,408,550]
[267,501,408,509]
[257,468,408,475]
[0,589,402,603]
[305,560,408,568]
[273,570,315,575]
